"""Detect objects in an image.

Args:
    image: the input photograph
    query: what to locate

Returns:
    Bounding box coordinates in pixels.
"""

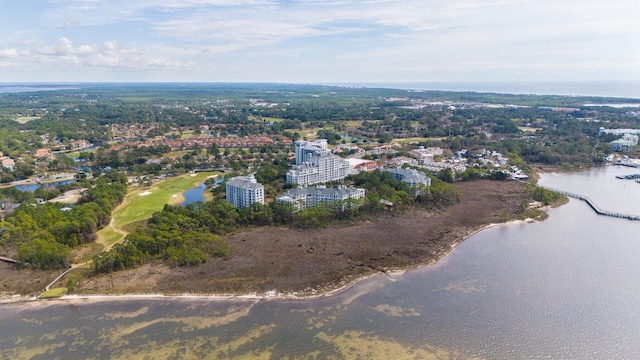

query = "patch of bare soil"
[74,180,532,296]
[0,262,60,296]
[47,188,85,204]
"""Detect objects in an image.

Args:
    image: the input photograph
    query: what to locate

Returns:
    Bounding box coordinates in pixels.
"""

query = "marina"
[615,173,640,180]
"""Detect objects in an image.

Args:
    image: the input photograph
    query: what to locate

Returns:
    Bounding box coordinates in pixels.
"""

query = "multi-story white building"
[287,139,350,186]
[384,167,431,195]
[611,133,639,152]
[276,186,365,211]
[225,174,265,209]
[294,139,329,164]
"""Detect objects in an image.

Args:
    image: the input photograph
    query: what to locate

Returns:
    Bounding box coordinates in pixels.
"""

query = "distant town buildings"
[276,185,365,211]
[411,146,444,161]
[70,139,91,150]
[286,139,350,186]
[34,148,54,160]
[225,174,265,209]
[0,156,15,171]
[345,158,379,174]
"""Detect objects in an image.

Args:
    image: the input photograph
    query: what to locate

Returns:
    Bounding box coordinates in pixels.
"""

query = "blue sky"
[1,0,638,83]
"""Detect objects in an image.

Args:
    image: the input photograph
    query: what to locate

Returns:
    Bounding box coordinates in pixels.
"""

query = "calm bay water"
[342,81,640,98]
[3,82,640,98]
[0,85,78,93]
[1,166,639,358]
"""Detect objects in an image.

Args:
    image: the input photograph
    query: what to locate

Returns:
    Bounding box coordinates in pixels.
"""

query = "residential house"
[0,157,15,171]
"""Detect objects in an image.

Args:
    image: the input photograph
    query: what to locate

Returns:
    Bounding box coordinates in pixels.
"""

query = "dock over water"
[0,256,21,265]
[543,187,640,221]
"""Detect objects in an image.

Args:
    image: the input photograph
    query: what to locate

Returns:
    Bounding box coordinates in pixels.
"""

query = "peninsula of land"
[0,179,534,298]
[1,83,629,301]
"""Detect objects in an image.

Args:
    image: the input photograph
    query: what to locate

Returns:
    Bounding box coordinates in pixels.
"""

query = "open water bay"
[1,166,640,358]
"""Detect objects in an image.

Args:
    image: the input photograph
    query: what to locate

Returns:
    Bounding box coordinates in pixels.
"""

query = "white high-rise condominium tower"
[287,139,350,186]
[225,174,265,209]
[294,139,329,164]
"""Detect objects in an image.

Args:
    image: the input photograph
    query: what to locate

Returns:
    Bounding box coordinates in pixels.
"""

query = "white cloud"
[0,49,19,58]
[0,37,198,72]
[153,17,318,51]
[63,21,79,29]
[158,0,277,8]
[2,0,638,81]
[21,39,46,46]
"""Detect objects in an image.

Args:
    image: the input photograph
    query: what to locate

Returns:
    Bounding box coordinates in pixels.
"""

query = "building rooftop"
[386,167,429,183]
[227,174,263,189]
[279,186,363,198]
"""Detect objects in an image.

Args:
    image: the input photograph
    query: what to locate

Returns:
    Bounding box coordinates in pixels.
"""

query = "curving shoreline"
[1,219,535,305]
[1,179,542,304]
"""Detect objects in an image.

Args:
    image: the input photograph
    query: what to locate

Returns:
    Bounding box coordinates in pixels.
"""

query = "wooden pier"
[543,187,640,221]
[0,256,21,265]
[45,267,75,291]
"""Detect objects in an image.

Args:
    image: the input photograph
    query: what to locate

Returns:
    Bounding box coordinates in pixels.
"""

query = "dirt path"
[44,197,131,291]
[101,217,129,252]
[95,197,130,252]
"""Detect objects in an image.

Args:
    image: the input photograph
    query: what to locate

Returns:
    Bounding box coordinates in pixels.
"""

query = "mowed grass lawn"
[113,172,221,229]
[391,137,432,144]
[39,287,68,299]
[247,115,285,123]
[96,226,124,249]
[14,116,41,124]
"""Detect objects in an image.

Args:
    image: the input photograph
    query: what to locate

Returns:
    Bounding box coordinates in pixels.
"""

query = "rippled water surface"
[1,167,639,359]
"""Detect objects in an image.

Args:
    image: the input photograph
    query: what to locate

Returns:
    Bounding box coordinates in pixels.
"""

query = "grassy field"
[180,130,197,139]
[96,226,124,249]
[39,287,68,299]
[247,115,285,123]
[14,116,41,124]
[391,137,431,144]
[339,120,374,127]
[164,149,196,158]
[298,128,319,140]
[74,242,105,264]
[518,126,540,132]
[112,172,220,229]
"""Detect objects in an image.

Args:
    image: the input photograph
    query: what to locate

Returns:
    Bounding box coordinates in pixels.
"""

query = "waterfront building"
[287,139,350,186]
[276,186,365,211]
[225,174,265,209]
[384,167,431,195]
[611,133,639,152]
[599,127,640,136]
